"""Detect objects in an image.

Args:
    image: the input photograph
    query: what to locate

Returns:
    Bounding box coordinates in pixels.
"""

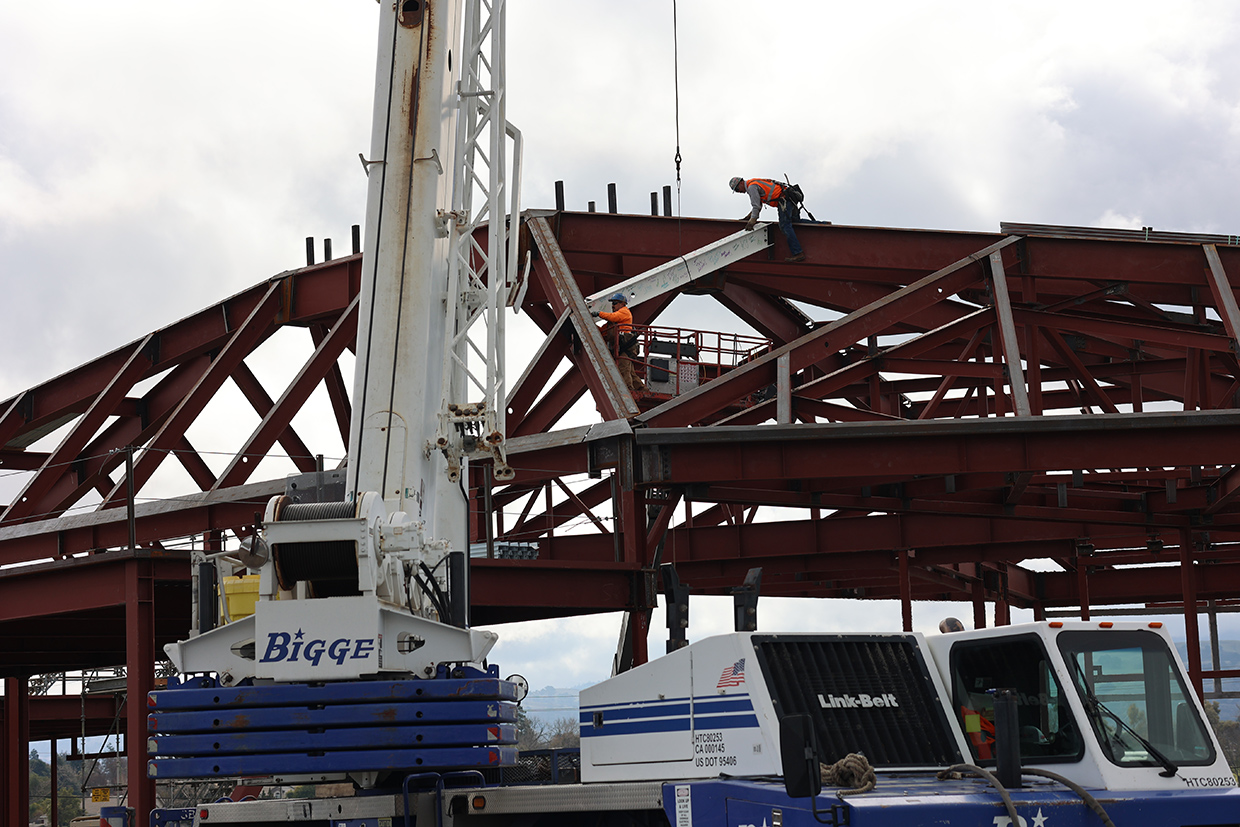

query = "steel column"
[987,251,1031,416]
[125,557,155,818]
[899,550,912,631]
[1179,529,1204,701]
[1077,555,1091,621]
[2,676,29,826]
[971,578,986,629]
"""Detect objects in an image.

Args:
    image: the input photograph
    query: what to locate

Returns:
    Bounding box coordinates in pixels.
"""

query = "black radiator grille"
[752,634,962,768]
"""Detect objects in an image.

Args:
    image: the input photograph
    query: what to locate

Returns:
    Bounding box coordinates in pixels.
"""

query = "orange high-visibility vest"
[960,706,995,760]
[598,305,633,332]
[745,178,785,205]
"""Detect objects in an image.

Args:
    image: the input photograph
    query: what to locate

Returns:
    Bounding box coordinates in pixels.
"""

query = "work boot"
[785,252,806,263]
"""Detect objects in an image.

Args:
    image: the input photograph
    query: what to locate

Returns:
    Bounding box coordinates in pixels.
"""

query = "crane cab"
[925,620,1230,791]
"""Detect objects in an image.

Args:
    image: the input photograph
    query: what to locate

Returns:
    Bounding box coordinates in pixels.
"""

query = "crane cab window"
[1057,630,1215,769]
[950,634,1083,764]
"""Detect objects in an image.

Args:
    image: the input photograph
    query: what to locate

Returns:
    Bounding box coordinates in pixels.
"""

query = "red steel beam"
[468,559,638,623]
[716,281,813,345]
[1,337,156,523]
[0,552,189,622]
[634,412,1240,485]
[638,237,1020,427]
[229,362,317,475]
[0,260,358,452]
[213,298,358,489]
[528,218,637,420]
[4,216,1240,678]
[100,281,285,508]
[308,323,354,446]
[16,215,1240,823]
[172,435,219,492]
[0,480,282,567]
[511,371,588,438]
[18,695,124,742]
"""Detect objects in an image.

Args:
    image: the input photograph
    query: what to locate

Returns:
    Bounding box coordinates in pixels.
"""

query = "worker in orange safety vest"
[730,176,806,262]
[960,704,996,760]
[591,293,647,394]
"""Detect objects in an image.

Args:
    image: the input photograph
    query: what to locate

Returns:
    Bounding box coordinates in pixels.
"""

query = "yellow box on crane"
[222,575,261,620]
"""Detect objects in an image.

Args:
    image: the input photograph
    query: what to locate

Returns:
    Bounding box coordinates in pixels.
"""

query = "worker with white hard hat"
[730,176,806,263]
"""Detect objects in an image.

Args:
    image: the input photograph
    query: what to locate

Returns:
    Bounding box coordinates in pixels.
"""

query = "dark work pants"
[777,198,803,256]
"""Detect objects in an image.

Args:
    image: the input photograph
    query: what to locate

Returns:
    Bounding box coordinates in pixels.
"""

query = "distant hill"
[1180,639,1240,669]
[1173,640,1240,720]
[521,684,587,726]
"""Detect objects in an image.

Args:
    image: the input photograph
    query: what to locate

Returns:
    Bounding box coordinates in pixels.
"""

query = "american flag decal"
[716,658,746,688]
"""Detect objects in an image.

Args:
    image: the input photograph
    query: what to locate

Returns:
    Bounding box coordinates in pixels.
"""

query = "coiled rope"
[820,753,877,796]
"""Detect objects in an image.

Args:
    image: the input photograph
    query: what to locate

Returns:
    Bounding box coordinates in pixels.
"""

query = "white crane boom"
[166,0,520,685]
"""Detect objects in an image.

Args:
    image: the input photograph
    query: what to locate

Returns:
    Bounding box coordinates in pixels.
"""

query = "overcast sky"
[4,2,1240,691]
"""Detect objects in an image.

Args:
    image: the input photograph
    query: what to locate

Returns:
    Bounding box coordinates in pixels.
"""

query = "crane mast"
[164,0,519,686]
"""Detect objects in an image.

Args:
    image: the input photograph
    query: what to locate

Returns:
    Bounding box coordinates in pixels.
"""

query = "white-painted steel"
[171,0,515,679]
[439,0,521,483]
[347,0,465,529]
[585,225,771,314]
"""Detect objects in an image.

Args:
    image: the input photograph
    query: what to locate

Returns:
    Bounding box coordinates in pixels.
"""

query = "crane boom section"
[349,0,464,535]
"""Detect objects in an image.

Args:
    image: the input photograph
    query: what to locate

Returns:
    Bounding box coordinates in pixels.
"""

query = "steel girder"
[1,212,1240,686]
[6,695,124,743]
[0,256,361,531]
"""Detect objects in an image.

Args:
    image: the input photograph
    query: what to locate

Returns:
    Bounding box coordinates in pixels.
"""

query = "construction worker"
[960,702,996,760]
[591,293,647,394]
[730,176,805,262]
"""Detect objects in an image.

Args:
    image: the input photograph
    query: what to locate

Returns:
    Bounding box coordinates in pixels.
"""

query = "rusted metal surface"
[2,213,1240,743]
[2,219,1240,607]
[526,217,637,420]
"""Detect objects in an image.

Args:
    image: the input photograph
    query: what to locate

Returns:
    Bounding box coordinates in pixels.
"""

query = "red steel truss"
[4,213,1240,810]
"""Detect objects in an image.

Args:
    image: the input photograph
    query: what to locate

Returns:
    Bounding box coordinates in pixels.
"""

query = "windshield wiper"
[1070,659,1178,778]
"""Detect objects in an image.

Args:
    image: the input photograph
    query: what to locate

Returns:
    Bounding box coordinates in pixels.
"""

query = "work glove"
[590,310,600,318]
[745,218,757,231]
